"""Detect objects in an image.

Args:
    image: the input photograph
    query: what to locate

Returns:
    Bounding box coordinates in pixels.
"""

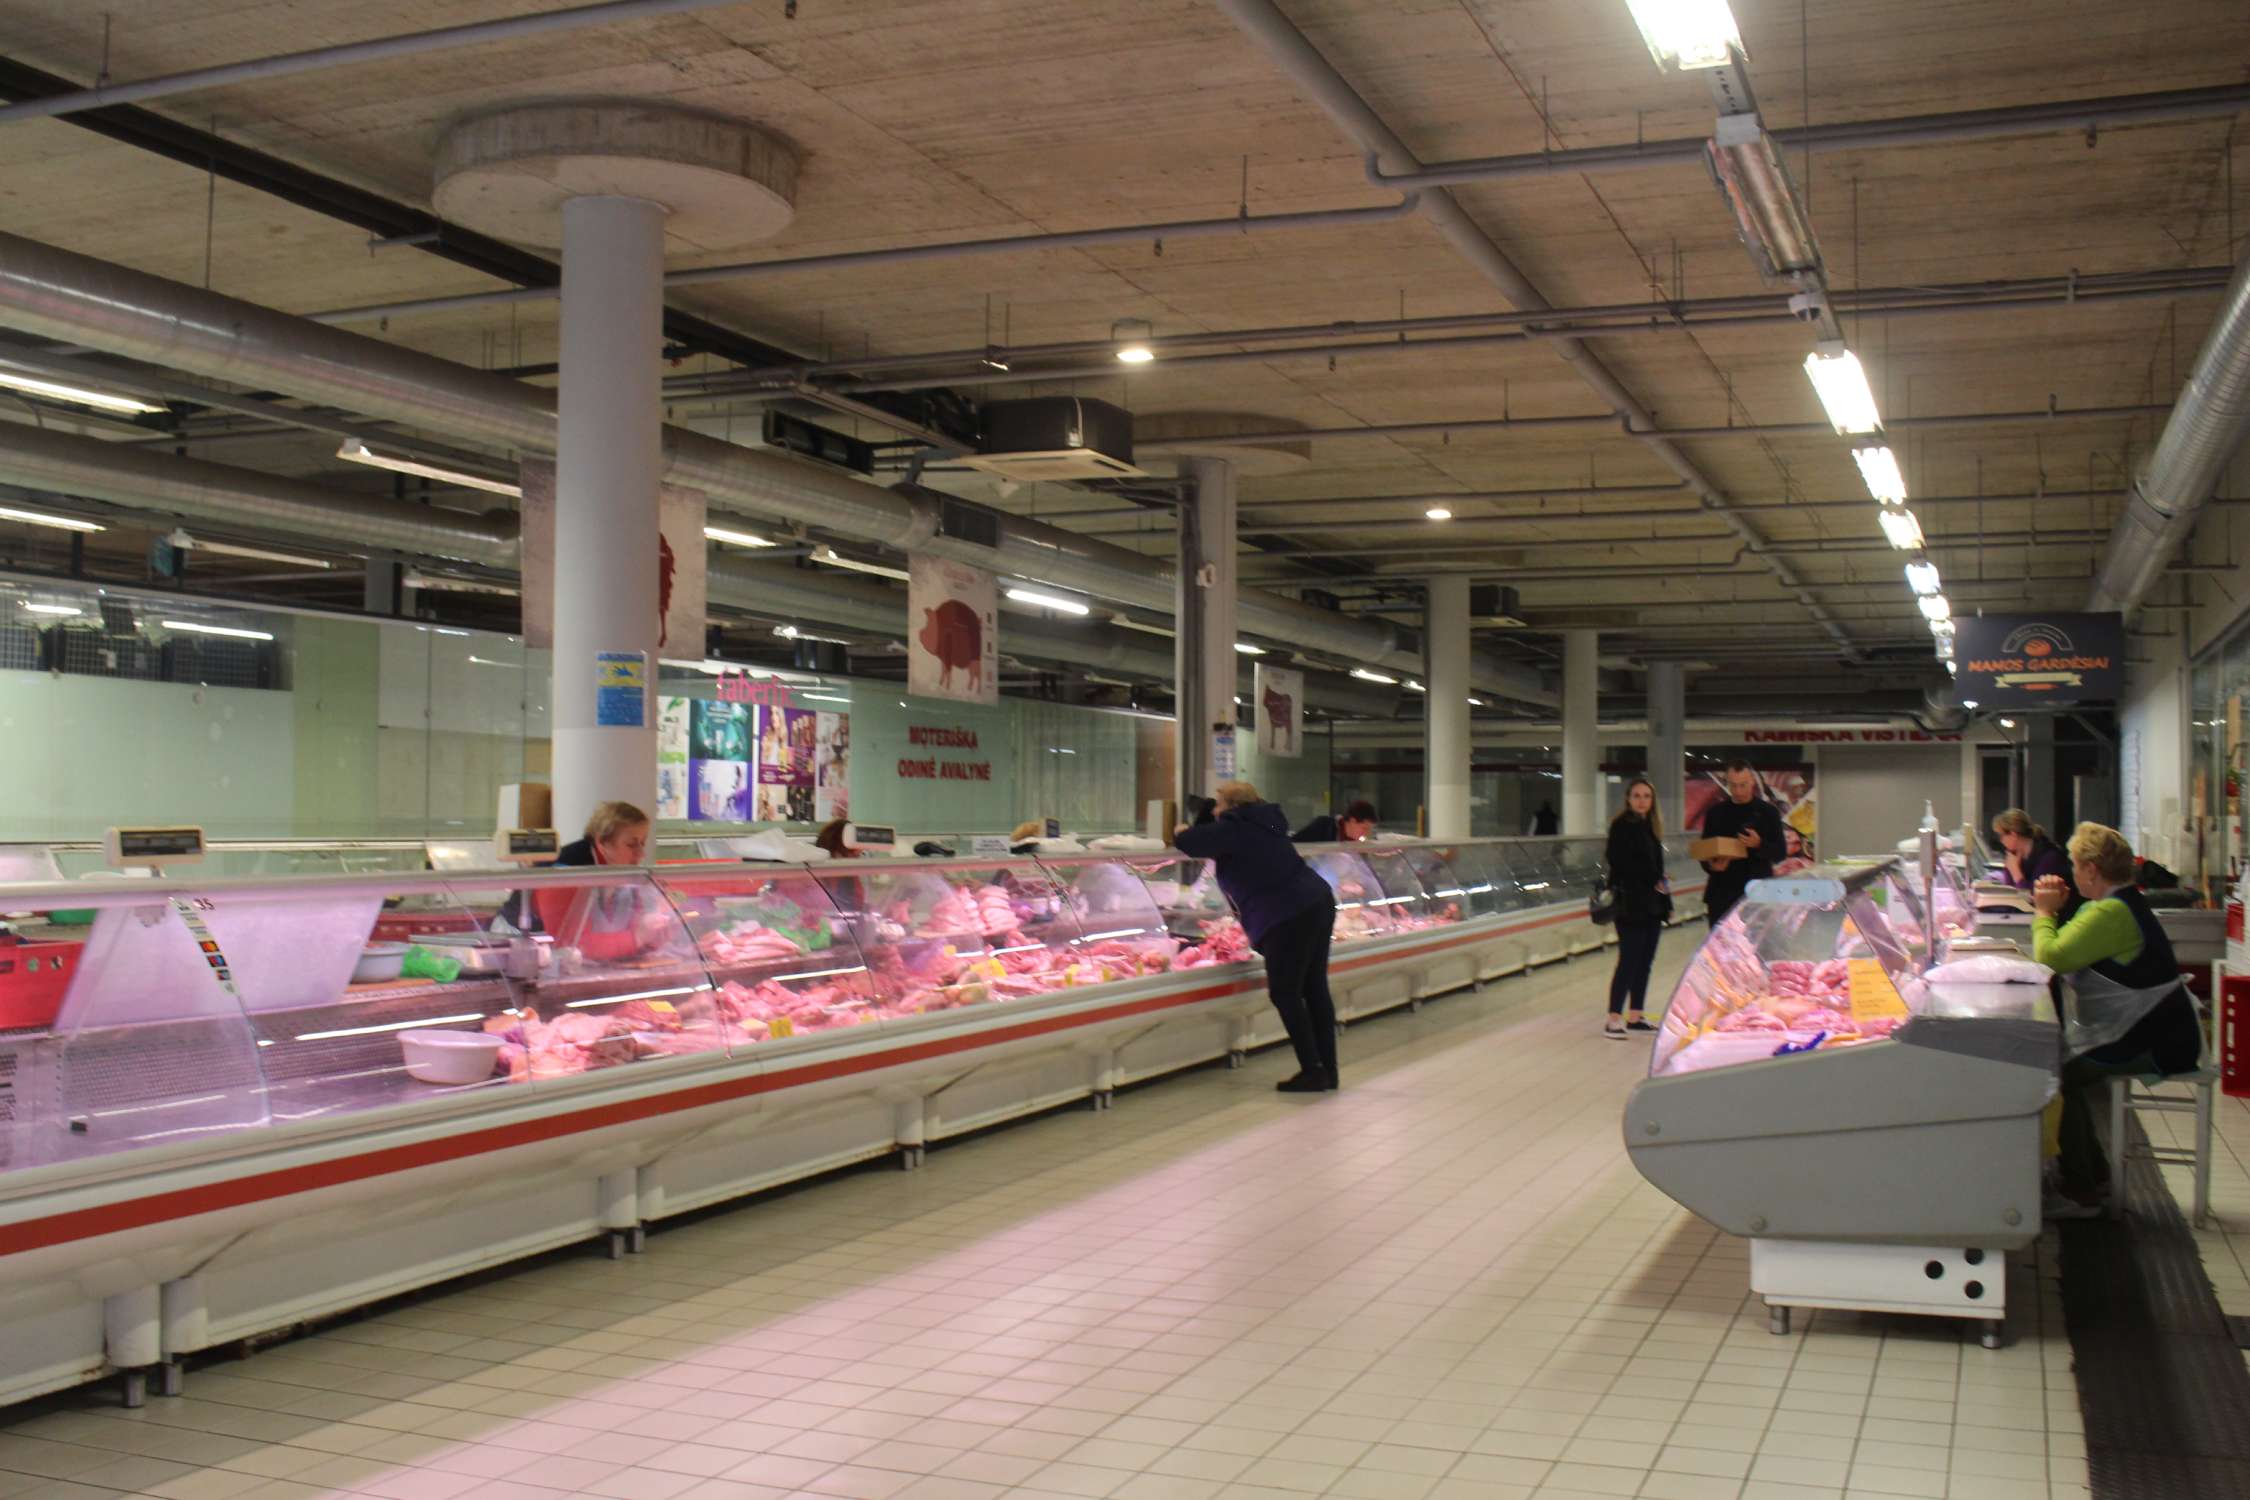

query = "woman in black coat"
[1604,777,1671,1039]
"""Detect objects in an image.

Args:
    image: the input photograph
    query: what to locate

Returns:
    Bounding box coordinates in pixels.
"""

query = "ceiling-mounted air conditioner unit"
[1470,584,1529,629]
[958,397,1144,482]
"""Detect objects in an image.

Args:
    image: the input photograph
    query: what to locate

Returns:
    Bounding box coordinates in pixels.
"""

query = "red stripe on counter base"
[1,899,1699,1255]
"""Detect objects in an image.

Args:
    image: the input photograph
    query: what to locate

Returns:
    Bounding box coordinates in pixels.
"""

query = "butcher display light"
[1877,506,1925,551]
[0,366,164,415]
[1623,0,1744,70]
[1852,444,1908,504]
[1804,343,1882,434]
[0,504,103,533]
[336,439,521,497]
[1005,586,1091,616]
[1904,559,1942,597]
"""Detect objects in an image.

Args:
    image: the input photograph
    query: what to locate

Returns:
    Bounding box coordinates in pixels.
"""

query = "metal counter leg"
[1767,1304,1790,1336]
[158,1361,183,1398]
[1979,1320,2003,1350]
[121,1368,146,1409]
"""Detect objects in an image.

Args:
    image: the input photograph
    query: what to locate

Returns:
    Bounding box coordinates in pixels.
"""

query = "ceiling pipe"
[0,422,515,562]
[0,0,759,127]
[309,193,1426,326]
[0,232,1553,705]
[1365,82,2250,192]
[2088,252,2250,617]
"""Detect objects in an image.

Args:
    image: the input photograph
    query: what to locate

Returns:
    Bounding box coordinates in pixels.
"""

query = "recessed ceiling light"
[1425,507,1453,521]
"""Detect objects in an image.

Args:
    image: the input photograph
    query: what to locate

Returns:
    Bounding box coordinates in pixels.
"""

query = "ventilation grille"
[0,625,38,672]
[163,638,273,689]
[54,627,162,680]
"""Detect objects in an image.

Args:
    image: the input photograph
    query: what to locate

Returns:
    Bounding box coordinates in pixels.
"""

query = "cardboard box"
[1689,837,1748,863]
[498,782,552,834]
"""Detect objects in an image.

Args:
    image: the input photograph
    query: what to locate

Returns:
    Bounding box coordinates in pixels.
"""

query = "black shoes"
[1627,1019,1658,1032]
[1276,1071,1338,1093]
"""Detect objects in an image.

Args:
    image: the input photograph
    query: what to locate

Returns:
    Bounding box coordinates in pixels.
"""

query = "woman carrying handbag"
[1603,777,1671,1039]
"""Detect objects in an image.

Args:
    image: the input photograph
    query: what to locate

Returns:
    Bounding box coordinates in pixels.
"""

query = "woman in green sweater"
[2030,822,2203,1215]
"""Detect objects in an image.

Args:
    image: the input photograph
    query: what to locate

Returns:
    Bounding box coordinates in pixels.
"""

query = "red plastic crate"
[0,938,81,1030]
[2224,972,2250,1100]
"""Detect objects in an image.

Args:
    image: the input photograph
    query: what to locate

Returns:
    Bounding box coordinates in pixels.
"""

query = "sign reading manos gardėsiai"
[1953,612,2123,708]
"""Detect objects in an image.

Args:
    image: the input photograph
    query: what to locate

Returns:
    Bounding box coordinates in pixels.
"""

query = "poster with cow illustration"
[908,555,998,706]
[1254,663,1303,759]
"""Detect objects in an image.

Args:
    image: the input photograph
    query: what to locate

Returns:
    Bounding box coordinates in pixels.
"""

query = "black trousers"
[1608,921,1662,1014]
[2056,988,2203,1196]
[1256,901,1339,1080]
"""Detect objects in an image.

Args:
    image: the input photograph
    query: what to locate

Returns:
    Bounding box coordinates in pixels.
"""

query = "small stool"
[2104,986,2217,1227]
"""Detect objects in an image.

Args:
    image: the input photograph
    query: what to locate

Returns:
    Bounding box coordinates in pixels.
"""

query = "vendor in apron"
[2029,822,2203,1217]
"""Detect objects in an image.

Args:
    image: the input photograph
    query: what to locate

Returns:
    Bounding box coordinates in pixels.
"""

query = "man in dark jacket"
[1699,761,1786,928]
[1177,781,1341,1092]
[1293,800,1377,844]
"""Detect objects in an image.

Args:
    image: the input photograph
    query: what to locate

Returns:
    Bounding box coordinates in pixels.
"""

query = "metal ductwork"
[2088,252,2250,618]
[0,231,1550,706]
[0,421,515,562]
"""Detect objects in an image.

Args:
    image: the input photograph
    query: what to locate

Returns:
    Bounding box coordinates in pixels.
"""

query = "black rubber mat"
[2061,1118,2250,1497]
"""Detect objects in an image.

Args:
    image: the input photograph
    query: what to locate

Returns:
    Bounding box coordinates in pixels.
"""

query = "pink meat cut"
[919,600,984,692]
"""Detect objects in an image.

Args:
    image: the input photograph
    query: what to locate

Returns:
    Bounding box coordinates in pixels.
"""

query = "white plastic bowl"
[398,1029,503,1085]
[354,942,409,984]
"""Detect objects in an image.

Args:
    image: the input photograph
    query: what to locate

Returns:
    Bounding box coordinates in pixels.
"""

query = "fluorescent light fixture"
[1877,506,1925,551]
[1904,559,1942,596]
[336,438,521,497]
[1624,0,1744,70]
[798,693,852,703]
[1006,586,1091,615]
[1406,679,1427,692]
[1233,642,1266,656]
[1425,507,1454,521]
[1961,698,1980,709]
[465,656,520,668]
[166,530,334,570]
[1112,615,1174,638]
[1999,718,2017,728]
[1852,444,1907,504]
[812,546,910,582]
[703,525,776,548]
[1945,660,1959,676]
[295,1011,487,1042]
[1803,343,1881,434]
[1350,668,1398,684]
[162,619,274,641]
[1706,113,1819,278]
[0,504,103,533]
[404,571,520,597]
[1112,318,1155,364]
[0,366,164,415]
[20,601,82,616]
[1468,696,1486,707]
[1917,593,1951,623]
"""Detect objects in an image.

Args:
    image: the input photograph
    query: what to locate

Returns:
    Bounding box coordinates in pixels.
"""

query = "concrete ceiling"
[0,0,2242,710]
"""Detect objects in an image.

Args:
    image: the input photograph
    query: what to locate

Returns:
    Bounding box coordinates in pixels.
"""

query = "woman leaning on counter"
[1992,808,2081,921]
[2029,822,2202,1216]
[528,800,677,963]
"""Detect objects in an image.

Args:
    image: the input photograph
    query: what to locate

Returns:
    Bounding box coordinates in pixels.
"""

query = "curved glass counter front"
[0,835,1676,1177]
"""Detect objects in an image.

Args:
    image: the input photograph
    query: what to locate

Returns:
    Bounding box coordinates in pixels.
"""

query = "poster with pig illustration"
[908,555,998,706]
[1254,663,1303,759]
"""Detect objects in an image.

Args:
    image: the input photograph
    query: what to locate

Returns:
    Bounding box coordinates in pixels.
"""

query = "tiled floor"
[1,943,2093,1500]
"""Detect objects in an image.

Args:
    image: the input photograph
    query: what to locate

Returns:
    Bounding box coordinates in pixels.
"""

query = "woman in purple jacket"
[1993,808,2082,922]
[1175,780,1341,1093]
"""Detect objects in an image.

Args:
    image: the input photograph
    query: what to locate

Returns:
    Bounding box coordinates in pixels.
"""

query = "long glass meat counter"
[1626,854,2057,1346]
[0,835,1694,1178]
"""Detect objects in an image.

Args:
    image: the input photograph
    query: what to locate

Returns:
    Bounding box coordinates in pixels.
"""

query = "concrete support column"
[1426,576,1472,838]
[552,195,666,836]
[1562,629,1600,835]
[2023,714,2059,835]
[1646,661,1686,837]
[1176,457,1238,804]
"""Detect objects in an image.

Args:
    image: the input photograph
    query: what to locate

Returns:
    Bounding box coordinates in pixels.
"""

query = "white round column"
[553,194,666,834]
[1562,629,1600,836]
[1425,576,1471,838]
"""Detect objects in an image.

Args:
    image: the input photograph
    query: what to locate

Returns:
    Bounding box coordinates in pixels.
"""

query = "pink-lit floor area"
[0,944,2090,1500]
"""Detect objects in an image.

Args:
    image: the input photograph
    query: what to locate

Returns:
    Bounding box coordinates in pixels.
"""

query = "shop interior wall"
[1813,745,1961,859]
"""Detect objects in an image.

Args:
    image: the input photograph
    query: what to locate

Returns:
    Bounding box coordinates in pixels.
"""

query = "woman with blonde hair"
[1602,777,1671,1039]
[528,801,675,963]
[1175,780,1341,1091]
[2031,822,2202,1215]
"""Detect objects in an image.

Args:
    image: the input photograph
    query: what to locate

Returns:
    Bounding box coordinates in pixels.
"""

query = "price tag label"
[1848,958,1909,1022]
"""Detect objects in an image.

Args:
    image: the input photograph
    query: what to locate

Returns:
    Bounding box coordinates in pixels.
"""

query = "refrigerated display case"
[0,835,1704,1407]
[1627,858,2059,1345]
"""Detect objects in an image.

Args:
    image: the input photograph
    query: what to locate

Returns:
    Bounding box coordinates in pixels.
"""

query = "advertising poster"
[1685,764,1817,874]
[689,699,751,821]
[908,555,998,705]
[593,651,646,728]
[1953,611,2122,708]
[815,712,850,821]
[1254,663,1303,758]
[516,459,709,656]
[656,695,692,820]
[755,706,819,822]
